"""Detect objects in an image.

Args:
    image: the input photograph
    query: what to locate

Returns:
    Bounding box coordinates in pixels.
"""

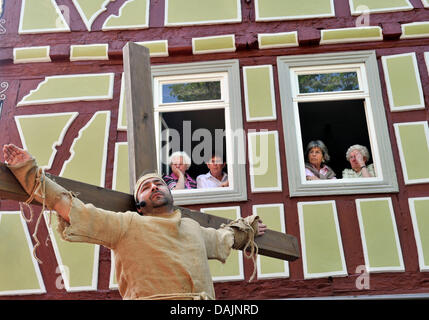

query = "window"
[277,51,398,196]
[152,60,247,205]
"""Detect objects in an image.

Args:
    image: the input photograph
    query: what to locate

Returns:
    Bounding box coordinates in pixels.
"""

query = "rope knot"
[221,215,260,282]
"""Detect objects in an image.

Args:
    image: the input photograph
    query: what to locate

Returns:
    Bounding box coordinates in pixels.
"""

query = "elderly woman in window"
[163,151,197,190]
[305,140,336,180]
[342,144,375,178]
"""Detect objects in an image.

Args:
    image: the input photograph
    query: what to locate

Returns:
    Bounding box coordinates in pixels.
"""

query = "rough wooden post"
[123,42,157,194]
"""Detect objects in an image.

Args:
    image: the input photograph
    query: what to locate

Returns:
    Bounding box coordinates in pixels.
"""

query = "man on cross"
[2,143,266,300]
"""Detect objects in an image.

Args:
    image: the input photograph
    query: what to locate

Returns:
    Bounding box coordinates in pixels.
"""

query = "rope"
[242,226,259,282]
[19,167,50,264]
[221,217,259,282]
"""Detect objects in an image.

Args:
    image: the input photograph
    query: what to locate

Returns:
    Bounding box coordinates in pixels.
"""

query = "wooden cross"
[0,42,300,262]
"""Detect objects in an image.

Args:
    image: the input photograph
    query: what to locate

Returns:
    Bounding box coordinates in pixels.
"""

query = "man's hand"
[2,144,31,166]
[257,219,267,236]
[170,166,186,190]
[355,151,366,167]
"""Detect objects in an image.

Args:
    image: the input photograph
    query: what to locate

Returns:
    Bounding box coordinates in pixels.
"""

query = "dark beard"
[150,191,172,208]
[152,198,168,208]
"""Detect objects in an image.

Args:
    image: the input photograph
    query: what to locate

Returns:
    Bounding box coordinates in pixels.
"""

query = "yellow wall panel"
[298,201,347,279]
[382,53,424,111]
[243,65,277,122]
[356,198,404,272]
[166,0,241,26]
[256,0,334,21]
[258,32,298,49]
[19,0,70,34]
[70,44,109,61]
[102,0,149,30]
[253,204,289,279]
[0,212,46,296]
[350,0,413,15]
[321,27,382,45]
[248,131,282,192]
[136,40,169,57]
[112,142,130,194]
[44,212,100,291]
[14,46,51,64]
[409,197,429,271]
[72,0,114,31]
[15,112,78,169]
[60,111,110,187]
[394,122,429,184]
[18,73,114,106]
[192,35,236,55]
[117,73,127,130]
[200,207,244,281]
[401,22,429,39]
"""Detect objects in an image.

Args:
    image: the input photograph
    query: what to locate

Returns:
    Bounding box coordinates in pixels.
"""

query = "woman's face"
[349,149,366,170]
[308,147,323,167]
[171,156,188,174]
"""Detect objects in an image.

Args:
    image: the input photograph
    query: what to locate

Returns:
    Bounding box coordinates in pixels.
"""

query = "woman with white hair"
[304,140,336,180]
[163,151,197,190]
[342,144,375,178]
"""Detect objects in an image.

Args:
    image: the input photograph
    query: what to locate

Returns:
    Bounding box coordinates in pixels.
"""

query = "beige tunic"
[56,200,234,300]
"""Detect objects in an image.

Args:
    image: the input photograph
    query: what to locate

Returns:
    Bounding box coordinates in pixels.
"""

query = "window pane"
[162,81,221,103]
[298,99,373,179]
[298,72,359,93]
[160,109,226,180]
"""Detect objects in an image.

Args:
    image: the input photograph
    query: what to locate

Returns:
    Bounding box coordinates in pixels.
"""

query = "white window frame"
[277,50,398,197]
[151,60,247,205]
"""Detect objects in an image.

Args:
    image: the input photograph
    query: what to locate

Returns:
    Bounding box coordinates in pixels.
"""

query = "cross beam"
[0,163,300,261]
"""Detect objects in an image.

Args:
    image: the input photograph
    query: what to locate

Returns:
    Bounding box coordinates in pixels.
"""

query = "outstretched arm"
[3,144,132,248]
[2,144,71,223]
